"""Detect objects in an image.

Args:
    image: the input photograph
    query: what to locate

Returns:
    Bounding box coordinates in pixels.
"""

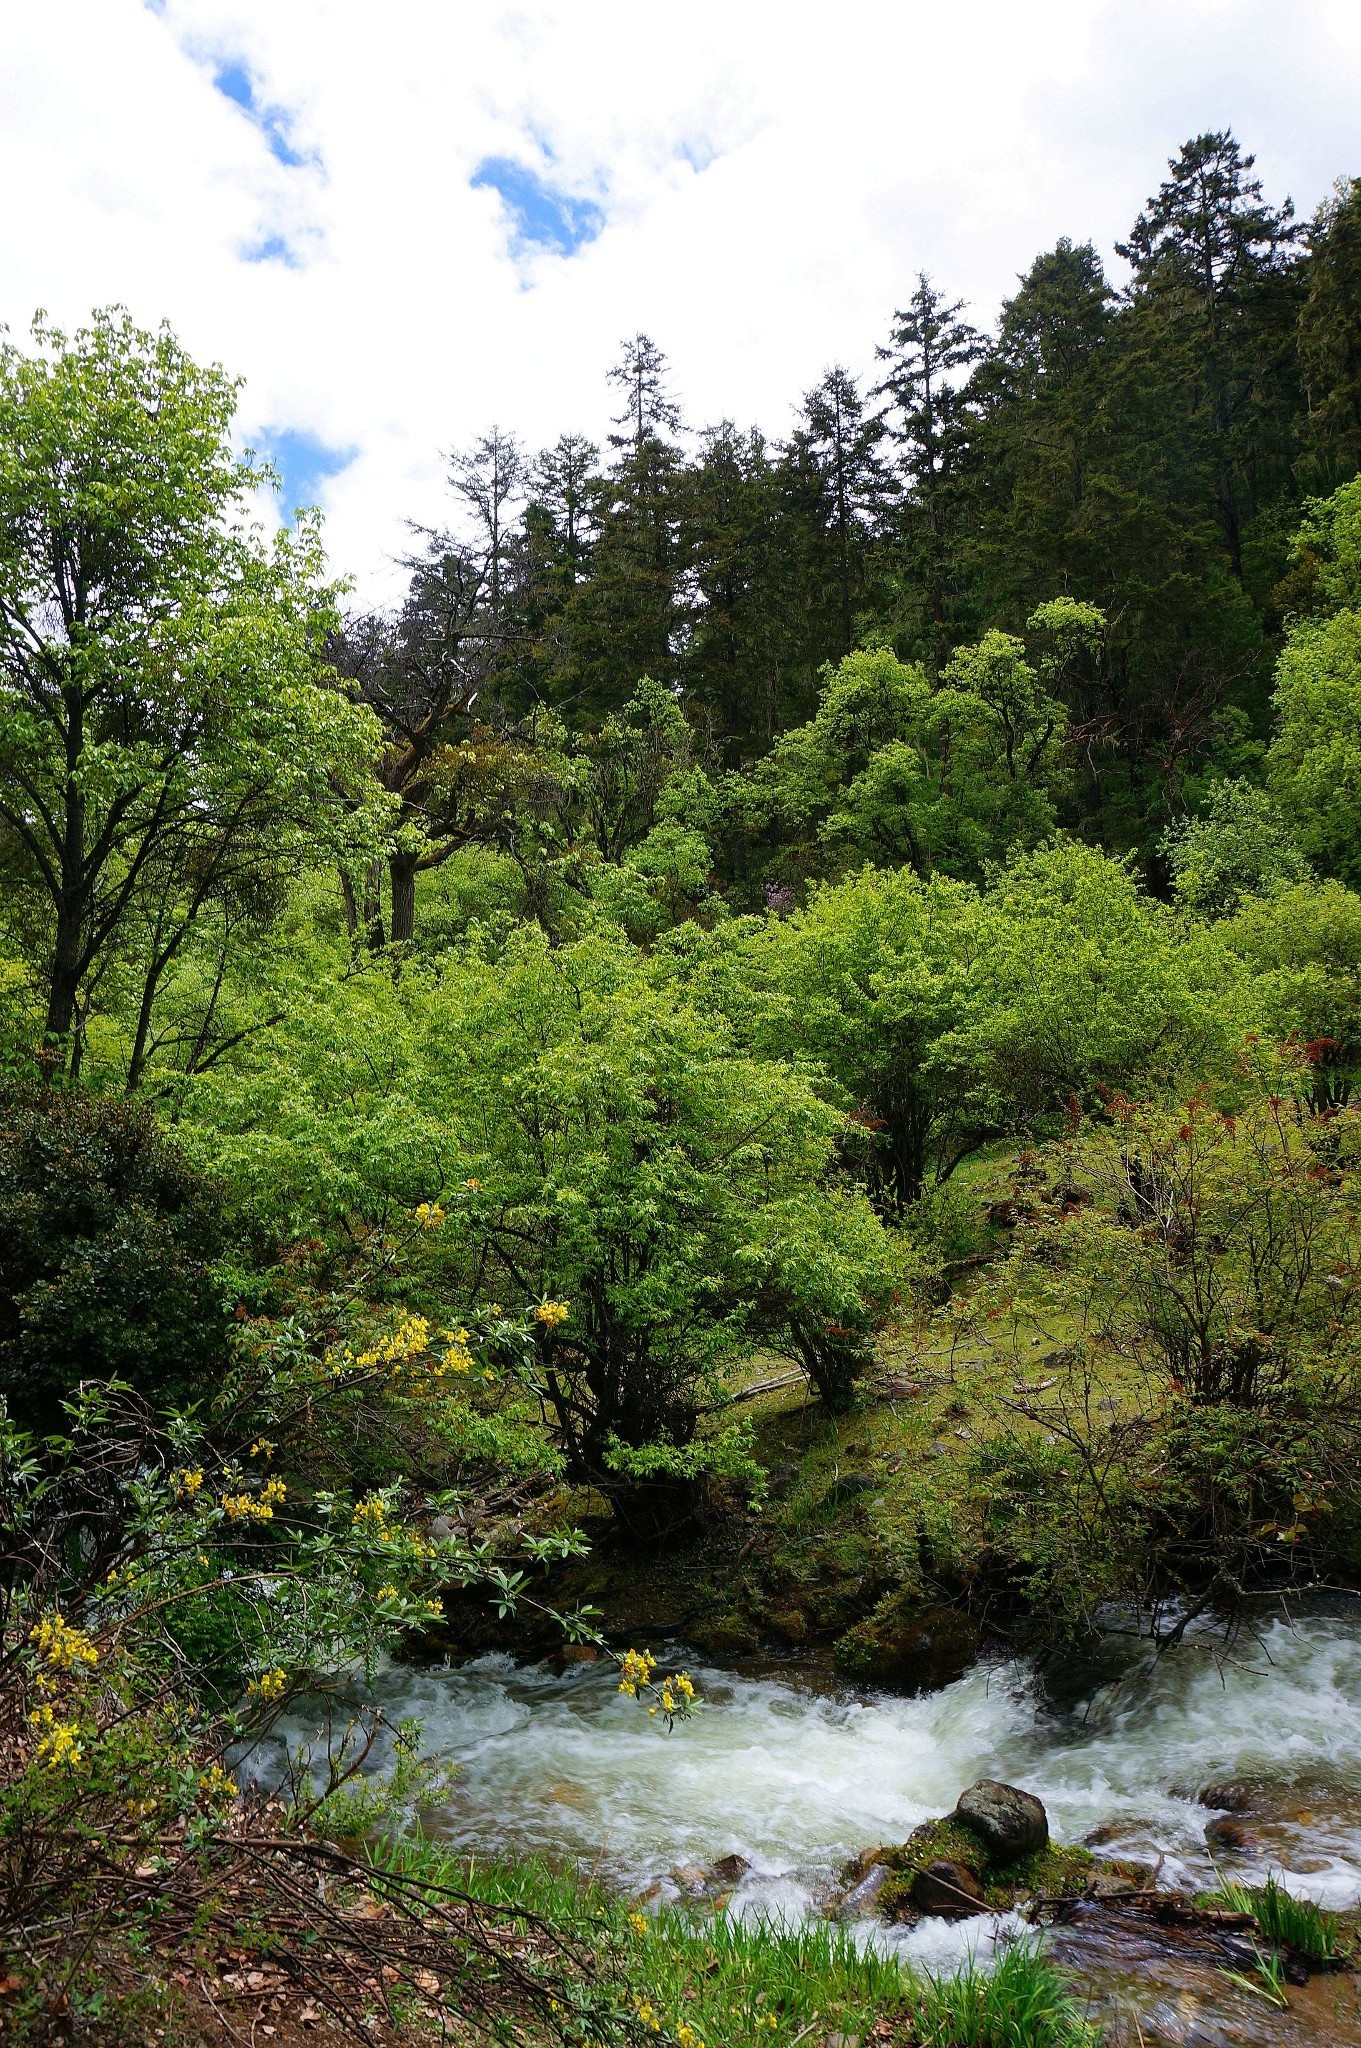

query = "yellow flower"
[221,1491,276,1523]
[249,1439,275,1460]
[677,2026,706,2048]
[30,1614,99,1671]
[34,1719,84,1769]
[352,1494,393,1533]
[198,1764,237,1806]
[535,1299,571,1329]
[415,1201,446,1230]
[249,1667,288,1703]
[616,1647,657,1697]
[376,1584,401,1602]
[634,2001,663,2034]
[171,1467,204,1500]
[627,1911,648,1937]
[463,1178,482,1191]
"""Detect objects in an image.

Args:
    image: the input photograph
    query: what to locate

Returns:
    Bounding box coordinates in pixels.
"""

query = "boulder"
[951,1780,1048,1861]
[672,1864,711,1898]
[911,1859,989,1917]
[711,1852,751,1886]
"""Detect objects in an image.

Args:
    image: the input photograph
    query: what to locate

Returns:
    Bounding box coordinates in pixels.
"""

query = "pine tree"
[875,275,985,662]
[447,427,526,622]
[1118,131,1304,583]
[565,336,688,715]
[786,367,891,662]
[1299,178,1361,481]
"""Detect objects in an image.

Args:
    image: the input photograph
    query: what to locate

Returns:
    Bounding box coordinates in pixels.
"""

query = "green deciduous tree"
[752,627,1068,884]
[0,312,383,1075]
[438,932,899,1524]
[1162,778,1311,915]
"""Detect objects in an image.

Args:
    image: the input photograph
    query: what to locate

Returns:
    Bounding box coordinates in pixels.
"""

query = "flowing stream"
[271,1603,1361,2044]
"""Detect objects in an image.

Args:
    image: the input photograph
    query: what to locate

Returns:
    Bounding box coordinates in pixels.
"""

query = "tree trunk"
[43,899,85,1069]
[388,851,419,944]
[362,858,385,951]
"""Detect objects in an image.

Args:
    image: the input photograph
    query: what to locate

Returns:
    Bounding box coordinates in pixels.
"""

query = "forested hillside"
[5,131,1361,2048]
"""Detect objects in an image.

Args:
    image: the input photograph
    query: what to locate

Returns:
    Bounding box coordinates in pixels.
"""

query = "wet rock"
[911,1859,989,1917]
[952,1779,1049,1861]
[837,1862,893,1919]
[711,1853,750,1886]
[552,1643,600,1668]
[844,1844,898,1884]
[673,1864,711,1898]
[1196,1781,1258,1814]
[834,1593,980,1693]
[1204,1815,1259,1852]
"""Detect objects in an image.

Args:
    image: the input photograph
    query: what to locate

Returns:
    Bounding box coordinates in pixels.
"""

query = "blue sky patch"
[258,431,355,519]
[242,232,301,268]
[471,156,604,257]
[212,59,311,169]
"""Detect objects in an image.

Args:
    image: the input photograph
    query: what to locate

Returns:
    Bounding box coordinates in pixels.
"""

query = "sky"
[2,0,1359,603]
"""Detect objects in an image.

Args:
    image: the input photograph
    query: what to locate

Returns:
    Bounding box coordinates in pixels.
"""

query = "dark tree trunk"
[388,851,419,944]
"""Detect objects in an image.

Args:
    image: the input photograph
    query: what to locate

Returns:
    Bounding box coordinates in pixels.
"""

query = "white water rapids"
[271,1605,1361,1971]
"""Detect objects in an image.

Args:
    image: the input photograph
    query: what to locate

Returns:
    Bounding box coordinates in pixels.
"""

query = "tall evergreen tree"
[1299,178,1361,482]
[447,427,526,622]
[564,335,688,715]
[875,275,985,661]
[680,422,793,753]
[1117,131,1303,585]
[786,367,891,662]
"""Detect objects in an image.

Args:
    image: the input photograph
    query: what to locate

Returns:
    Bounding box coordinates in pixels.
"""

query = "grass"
[369,1835,909,2045]
[1207,1873,1343,1965]
[367,1834,1101,2047]
[916,1940,1101,2047]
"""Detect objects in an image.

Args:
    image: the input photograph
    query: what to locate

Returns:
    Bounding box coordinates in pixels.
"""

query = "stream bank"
[274,1601,1361,2046]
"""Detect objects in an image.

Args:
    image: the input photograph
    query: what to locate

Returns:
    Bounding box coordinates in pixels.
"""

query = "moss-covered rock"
[872,1814,1112,1920]
[833,1592,979,1692]
[688,1608,761,1655]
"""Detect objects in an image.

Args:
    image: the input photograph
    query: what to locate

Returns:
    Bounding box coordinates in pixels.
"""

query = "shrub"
[0,1088,228,1427]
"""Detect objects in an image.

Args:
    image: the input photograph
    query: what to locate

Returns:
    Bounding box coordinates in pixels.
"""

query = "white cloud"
[2,0,1358,602]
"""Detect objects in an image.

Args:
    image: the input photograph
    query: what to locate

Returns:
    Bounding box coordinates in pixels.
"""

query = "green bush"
[0,1088,228,1426]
